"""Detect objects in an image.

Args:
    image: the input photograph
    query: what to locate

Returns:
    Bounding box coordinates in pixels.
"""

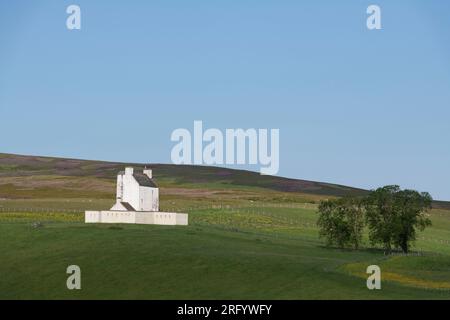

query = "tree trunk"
[400,236,409,253]
[385,242,392,255]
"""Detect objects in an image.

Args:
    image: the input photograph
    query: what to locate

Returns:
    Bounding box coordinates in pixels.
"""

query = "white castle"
[85,167,188,225]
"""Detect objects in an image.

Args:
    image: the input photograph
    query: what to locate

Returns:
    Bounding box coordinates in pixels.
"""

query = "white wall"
[139,187,159,211]
[100,211,135,224]
[153,212,177,225]
[176,213,189,226]
[153,188,159,211]
[135,212,155,224]
[116,174,123,201]
[122,172,140,210]
[85,211,188,226]
[85,211,101,223]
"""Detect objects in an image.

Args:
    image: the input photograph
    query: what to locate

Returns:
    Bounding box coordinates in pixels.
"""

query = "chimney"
[125,167,134,176]
[143,167,152,179]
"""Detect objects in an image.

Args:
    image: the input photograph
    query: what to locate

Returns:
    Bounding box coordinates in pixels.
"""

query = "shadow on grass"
[317,244,433,258]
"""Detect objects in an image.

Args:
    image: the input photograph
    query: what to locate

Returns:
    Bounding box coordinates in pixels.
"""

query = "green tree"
[364,185,432,253]
[317,197,365,249]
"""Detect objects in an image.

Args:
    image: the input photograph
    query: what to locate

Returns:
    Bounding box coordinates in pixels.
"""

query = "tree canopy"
[317,185,432,253]
[364,185,432,253]
[317,197,364,249]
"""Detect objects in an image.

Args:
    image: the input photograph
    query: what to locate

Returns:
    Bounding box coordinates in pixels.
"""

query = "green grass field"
[0,153,450,299]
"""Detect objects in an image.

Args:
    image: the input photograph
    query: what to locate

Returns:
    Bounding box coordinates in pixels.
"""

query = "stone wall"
[85,211,188,226]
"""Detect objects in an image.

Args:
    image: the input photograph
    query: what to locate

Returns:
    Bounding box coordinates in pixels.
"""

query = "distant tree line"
[317,185,432,253]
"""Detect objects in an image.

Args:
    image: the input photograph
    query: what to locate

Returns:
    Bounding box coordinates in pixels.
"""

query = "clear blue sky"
[1,1,449,200]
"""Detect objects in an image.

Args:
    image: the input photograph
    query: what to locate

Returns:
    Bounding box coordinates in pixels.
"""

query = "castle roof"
[118,170,158,188]
[120,202,136,211]
[133,172,158,188]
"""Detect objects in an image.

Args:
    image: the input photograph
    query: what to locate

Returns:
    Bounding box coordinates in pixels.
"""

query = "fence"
[0,207,83,214]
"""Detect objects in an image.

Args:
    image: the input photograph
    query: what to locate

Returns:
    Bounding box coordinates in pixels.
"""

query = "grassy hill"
[0,152,367,198]
[0,152,450,299]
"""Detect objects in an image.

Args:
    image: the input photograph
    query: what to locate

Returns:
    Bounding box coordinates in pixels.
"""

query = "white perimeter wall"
[176,213,188,226]
[85,211,188,226]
